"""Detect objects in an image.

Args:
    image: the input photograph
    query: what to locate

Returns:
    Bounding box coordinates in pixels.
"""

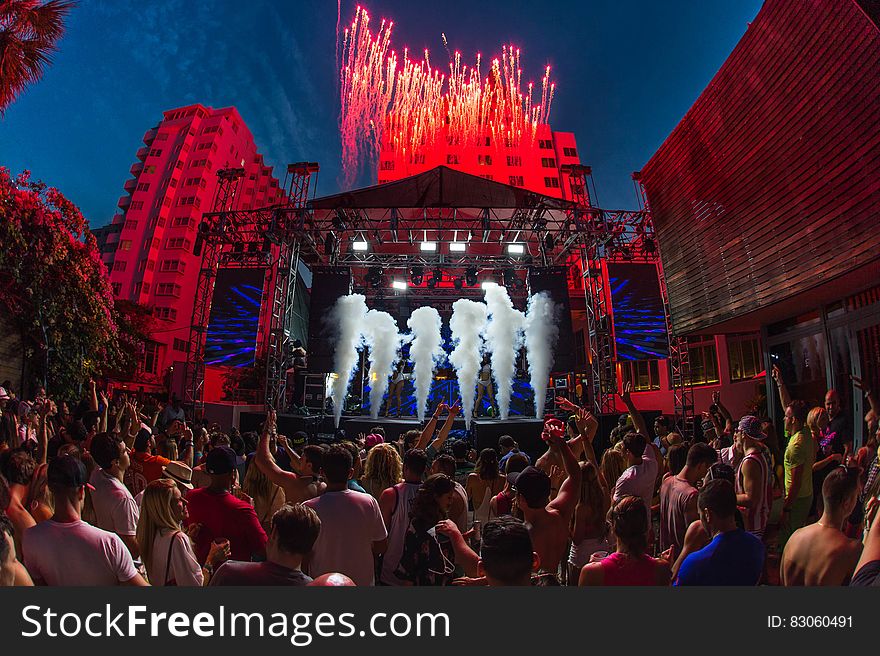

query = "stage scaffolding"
[183,164,692,433]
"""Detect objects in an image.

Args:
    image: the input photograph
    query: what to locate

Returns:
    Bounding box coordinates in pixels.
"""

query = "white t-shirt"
[613,444,658,511]
[304,489,387,586]
[23,519,138,585]
[90,469,139,536]
[147,530,203,586]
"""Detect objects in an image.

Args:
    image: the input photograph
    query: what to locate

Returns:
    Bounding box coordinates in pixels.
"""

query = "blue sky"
[0,0,762,227]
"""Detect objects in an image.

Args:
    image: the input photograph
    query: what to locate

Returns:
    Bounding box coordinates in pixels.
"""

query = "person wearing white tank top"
[378,449,428,585]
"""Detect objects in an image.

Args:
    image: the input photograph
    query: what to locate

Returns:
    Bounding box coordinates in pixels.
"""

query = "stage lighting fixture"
[410,266,424,286]
[427,268,441,289]
[507,243,525,255]
[352,239,369,252]
[465,267,478,287]
[365,269,381,288]
[392,280,407,291]
[420,241,437,252]
[481,281,499,290]
[453,277,464,291]
[449,242,466,252]
[503,269,516,287]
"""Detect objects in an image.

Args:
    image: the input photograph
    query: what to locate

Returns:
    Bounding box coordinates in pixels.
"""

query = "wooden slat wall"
[641,0,880,335]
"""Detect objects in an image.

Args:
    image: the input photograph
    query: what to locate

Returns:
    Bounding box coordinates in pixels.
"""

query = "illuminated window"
[620,360,661,391]
[728,333,762,382]
[544,177,560,188]
[144,165,156,174]
[681,336,720,386]
[120,240,132,251]
[478,154,492,165]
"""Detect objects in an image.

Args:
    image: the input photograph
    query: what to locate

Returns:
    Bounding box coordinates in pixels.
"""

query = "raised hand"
[448,399,462,417]
[771,364,782,384]
[851,375,866,391]
[277,434,288,449]
[712,390,720,405]
[556,396,580,413]
[619,381,633,402]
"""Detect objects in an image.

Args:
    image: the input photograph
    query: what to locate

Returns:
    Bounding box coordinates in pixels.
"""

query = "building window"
[160,259,186,273]
[683,336,720,386]
[620,360,661,392]
[409,154,425,164]
[173,216,192,227]
[143,165,157,174]
[177,196,200,208]
[728,333,762,382]
[541,157,557,168]
[120,240,132,251]
[508,175,524,187]
[478,154,492,165]
[155,132,168,141]
[172,338,188,353]
[479,174,494,181]
[166,238,191,250]
[142,342,160,375]
[538,139,553,149]
[136,183,150,192]
[563,147,578,158]
[506,156,522,167]
[156,283,181,297]
[124,220,138,230]
[446,154,459,165]
[544,177,560,188]
[484,137,491,146]
[111,282,122,296]
[112,261,127,272]
[197,142,212,151]
[154,307,177,321]
[130,201,144,211]
[148,148,162,157]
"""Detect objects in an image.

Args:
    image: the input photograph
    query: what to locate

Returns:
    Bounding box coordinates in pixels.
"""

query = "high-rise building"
[107,103,283,391]
[375,124,582,200]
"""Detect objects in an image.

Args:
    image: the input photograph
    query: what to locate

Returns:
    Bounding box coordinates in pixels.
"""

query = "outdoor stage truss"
[183,163,319,414]
[633,172,694,439]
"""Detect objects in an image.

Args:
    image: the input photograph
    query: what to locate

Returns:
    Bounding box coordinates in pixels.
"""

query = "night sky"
[0,0,762,227]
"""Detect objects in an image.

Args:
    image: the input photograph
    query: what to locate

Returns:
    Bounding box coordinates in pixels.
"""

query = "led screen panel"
[606,262,669,360]
[205,268,264,367]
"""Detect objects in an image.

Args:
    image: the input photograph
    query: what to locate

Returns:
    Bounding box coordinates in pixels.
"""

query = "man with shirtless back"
[255,410,325,504]
[781,466,862,586]
[507,430,581,577]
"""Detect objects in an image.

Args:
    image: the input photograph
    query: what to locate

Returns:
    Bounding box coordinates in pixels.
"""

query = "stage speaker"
[307,268,352,373]
[527,267,576,372]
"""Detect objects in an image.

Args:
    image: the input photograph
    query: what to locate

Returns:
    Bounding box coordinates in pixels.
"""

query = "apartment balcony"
[123,178,137,193]
[117,195,131,209]
[142,127,158,144]
[136,147,148,162]
[130,162,144,177]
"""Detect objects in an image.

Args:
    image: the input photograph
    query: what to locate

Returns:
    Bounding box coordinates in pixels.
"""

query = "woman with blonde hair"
[137,478,229,586]
[361,443,403,499]
[600,448,627,492]
[25,462,53,523]
[808,405,842,518]
[243,460,286,533]
[568,460,613,583]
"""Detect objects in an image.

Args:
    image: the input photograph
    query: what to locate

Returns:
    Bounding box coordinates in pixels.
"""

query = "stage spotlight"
[507,243,525,255]
[392,280,407,291]
[410,266,424,286]
[420,241,437,252]
[481,281,499,290]
[449,242,466,252]
[352,239,369,252]
[453,277,464,291]
[465,267,478,287]
[503,269,516,287]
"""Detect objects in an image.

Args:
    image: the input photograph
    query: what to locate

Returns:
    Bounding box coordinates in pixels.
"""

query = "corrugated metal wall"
[641,0,880,335]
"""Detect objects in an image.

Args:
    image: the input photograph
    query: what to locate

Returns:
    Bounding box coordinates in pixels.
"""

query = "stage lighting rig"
[465,267,478,287]
[453,277,464,291]
[503,269,516,287]
[410,266,425,286]
[365,269,382,289]
[427,268,442,289]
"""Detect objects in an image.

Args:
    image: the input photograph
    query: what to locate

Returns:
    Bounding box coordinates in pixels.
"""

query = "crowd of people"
[1,370,879,588]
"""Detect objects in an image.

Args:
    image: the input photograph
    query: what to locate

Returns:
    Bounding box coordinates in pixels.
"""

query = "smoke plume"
[362,309,402,419]
[406,306,445,421]
[484,285,525,420]
[524,292,559,419]
[449,299,489,429]
[329,294,368,427]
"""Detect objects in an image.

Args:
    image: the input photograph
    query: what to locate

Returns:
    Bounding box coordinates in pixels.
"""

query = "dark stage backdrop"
[205,268,264,367]
[307,268,352,373]
[527,267,576,372]
[606,262,669,361]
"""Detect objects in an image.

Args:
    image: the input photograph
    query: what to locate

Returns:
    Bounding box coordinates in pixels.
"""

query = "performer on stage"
[474,355,497,418]
[386,361,407,417]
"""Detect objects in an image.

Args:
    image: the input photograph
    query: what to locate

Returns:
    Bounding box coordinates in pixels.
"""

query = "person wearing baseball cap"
[22,456,147,586]
[734,415,772,538]
[184,446,267,564]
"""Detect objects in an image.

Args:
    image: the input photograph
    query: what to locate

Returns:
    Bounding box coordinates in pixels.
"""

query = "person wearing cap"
[124,428,171,498]
[184,445,268,564]
[89,432,141,558]
[734,416,773,538]
[22,455,147,586]
[781,466,862,586]
[507,429,581,578]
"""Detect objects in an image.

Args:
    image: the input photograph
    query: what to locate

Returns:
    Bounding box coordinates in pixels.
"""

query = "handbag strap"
[163,531,181,585]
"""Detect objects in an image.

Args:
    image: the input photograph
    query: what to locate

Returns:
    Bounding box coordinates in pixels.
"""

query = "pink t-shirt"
[304,490,387,586]
[612,446,658,510]
[23,519,138,585]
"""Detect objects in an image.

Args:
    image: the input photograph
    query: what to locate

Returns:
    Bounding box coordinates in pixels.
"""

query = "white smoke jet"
[407,306,445,421]
[329,294,369,427]
[524,292,559,419]
[484,285,525,420]
[449,299,489,429]
[362,309,402,419]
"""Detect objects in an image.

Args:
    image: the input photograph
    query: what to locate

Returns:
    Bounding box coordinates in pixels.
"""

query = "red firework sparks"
[339,5,555,186]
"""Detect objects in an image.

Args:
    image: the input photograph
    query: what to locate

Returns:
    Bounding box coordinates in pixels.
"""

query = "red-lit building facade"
[641,0,880,444]
[105,104,284,392]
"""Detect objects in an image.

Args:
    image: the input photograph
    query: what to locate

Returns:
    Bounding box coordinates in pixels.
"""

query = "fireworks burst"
[339,5,555,186]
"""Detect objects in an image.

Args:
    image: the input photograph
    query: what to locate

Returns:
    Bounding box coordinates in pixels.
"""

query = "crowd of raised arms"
[0,369,879,588]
